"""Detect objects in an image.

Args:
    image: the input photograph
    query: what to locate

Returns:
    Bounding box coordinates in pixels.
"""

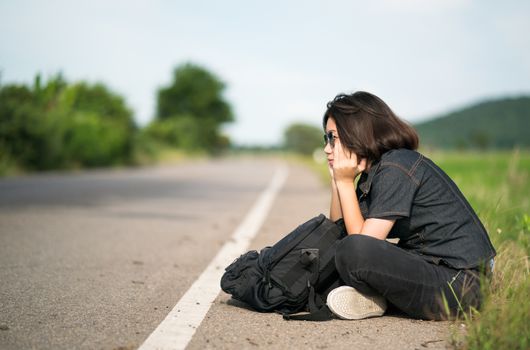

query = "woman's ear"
[359,158,368,168]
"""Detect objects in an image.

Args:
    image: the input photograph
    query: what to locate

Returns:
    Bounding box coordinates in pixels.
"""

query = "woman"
[323,91,496,321]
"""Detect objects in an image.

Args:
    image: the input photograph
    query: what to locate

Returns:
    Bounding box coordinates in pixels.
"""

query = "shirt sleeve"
[366,164,418,219]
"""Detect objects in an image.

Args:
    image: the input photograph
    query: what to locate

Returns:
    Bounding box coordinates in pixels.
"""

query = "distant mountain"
[414,96,530,150]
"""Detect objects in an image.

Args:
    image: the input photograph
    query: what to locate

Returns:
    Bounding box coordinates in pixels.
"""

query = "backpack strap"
[282,305,333,321]
[282,249,320,289]
[269,215,327,267]
[282,285,333,321]
[282,269,334,322]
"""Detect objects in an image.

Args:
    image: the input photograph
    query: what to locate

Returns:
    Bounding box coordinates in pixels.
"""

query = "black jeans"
[335,235,482,320]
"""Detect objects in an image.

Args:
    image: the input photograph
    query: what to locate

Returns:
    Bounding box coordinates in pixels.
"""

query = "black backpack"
[220,214,347,321]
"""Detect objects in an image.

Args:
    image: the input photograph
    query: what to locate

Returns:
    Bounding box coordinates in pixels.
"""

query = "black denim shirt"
[357,149,496,269]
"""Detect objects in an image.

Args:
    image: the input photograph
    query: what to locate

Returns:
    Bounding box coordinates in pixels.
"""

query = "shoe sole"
[326,286,387,320]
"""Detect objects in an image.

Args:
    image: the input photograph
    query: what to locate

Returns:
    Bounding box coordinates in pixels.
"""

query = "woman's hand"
[327,158,335,181]
[332,141,367,183]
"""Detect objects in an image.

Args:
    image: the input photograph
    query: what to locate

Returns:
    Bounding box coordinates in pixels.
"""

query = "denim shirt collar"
[358,159,381,195]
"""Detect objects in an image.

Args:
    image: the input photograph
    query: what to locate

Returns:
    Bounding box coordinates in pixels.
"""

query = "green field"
[308,150,529,349]
[428,150,529,350]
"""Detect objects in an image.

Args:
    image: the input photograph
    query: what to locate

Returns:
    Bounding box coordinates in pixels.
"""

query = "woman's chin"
[328,161,334,167]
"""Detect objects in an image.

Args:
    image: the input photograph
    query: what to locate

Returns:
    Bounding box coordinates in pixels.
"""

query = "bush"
[144,115,229,153]
[0,75,136,170]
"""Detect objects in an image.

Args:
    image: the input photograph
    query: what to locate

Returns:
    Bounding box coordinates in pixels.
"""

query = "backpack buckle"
[300,249,319,266]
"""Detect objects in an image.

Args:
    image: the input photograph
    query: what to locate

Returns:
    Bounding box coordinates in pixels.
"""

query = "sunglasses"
[323,131,338,148]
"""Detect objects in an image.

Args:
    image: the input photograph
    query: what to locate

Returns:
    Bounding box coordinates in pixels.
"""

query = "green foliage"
[0,74,136,171]
[0,63,235,173]
[415,97,530,150]
[63,111,132,167]
[283,122,323,155]
[60,82,134,125]
[59,82,135,166]
[153,63,234,153]
[144,115,201,150]
[455,240,529,350]
[0,81,62,169]
[435,151,530,350]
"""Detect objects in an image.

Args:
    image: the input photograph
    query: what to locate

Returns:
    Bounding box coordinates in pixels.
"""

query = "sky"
[1,0,529,146]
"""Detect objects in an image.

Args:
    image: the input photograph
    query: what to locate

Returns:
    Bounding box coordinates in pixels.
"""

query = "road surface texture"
[0,157,453,349]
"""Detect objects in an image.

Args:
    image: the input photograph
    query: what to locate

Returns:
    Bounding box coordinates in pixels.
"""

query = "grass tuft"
[456,241,529,350]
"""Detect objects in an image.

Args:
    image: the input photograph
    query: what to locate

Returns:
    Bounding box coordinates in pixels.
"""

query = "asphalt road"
[0,157,453,350]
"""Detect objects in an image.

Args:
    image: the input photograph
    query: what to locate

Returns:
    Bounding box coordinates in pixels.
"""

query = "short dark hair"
[323,91,419,163]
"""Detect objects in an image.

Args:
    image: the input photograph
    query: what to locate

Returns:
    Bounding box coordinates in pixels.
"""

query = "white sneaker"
[326,286,387,320]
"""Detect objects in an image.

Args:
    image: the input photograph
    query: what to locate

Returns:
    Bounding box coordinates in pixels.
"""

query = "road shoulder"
[187,162,451,350]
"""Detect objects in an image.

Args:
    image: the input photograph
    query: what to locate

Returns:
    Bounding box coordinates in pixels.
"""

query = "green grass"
[305,149,530,349]
[431,150,529,350]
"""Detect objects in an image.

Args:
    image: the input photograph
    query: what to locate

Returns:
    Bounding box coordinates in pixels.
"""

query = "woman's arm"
[335,180,363,233]
[333,142,395,239]
[329,169,343,221]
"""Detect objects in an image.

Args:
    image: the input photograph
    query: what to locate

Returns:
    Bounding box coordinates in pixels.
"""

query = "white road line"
[138,166,289,350]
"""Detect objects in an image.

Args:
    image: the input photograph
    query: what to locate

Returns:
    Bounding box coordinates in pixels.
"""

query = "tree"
[284,123,323,155]
[59,82,136,166]
[153,63,234,152]
[0,74,136,170]
[469,130,491,150]
[0,79,62,169]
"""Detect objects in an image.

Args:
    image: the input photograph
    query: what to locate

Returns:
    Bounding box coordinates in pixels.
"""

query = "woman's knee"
[335,234,383,274]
